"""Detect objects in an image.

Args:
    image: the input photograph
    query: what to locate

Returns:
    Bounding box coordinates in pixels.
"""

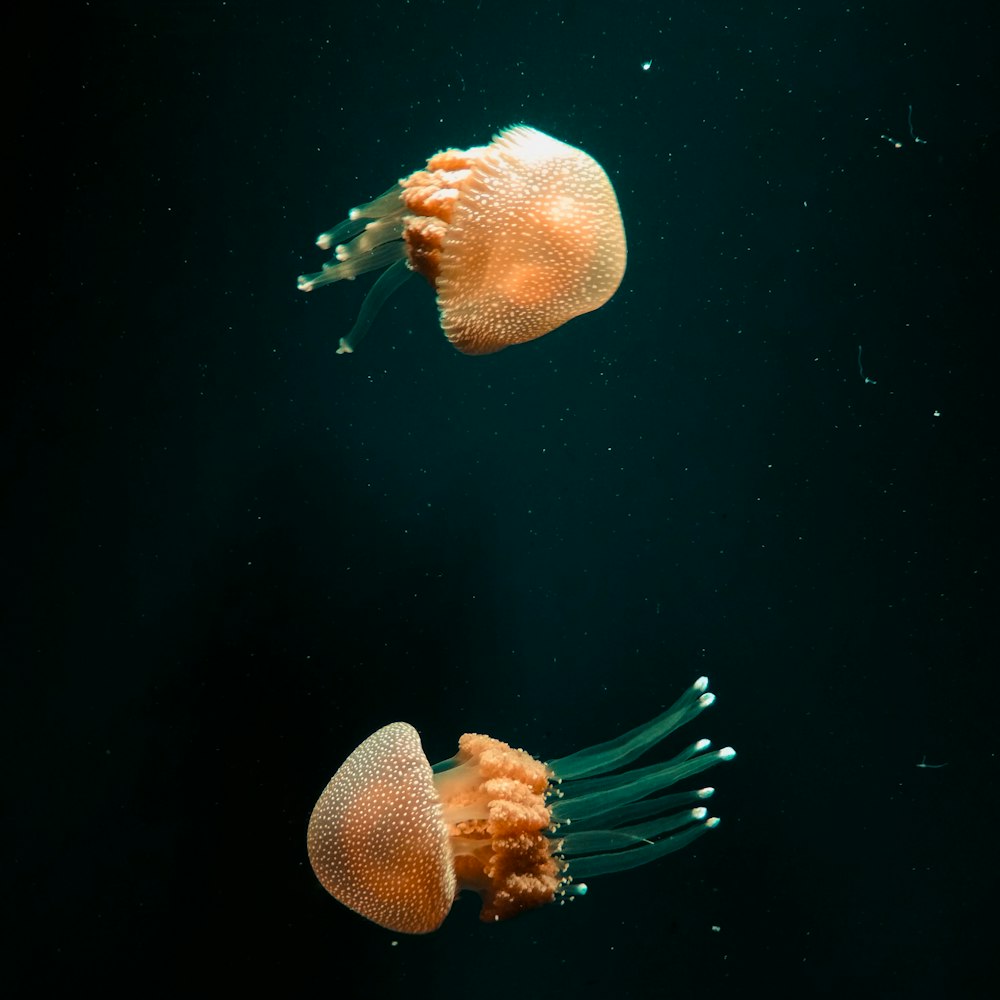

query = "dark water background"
[6,1,998,994]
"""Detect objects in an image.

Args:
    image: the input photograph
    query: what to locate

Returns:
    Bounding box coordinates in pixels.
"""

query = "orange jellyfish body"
[307,723,559,933]
[297,126,627,356]
[307,677,736,933]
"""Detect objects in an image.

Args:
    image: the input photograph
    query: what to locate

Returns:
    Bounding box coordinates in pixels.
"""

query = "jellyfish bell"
[296,125,627,356]
[307,676,735,933]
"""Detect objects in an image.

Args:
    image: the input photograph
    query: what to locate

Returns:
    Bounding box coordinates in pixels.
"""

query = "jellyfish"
[307,676,735,933]
[296,125,627,356]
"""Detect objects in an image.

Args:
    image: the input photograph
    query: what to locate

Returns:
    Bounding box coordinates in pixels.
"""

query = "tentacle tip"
[297,277,315,292]
[697,786,716,799]
[316,234,333,250]
[718,746,736,761]
[705,816,721,829]
[698,691,717,710]
[694,676,709,693]
[336,339,354,355]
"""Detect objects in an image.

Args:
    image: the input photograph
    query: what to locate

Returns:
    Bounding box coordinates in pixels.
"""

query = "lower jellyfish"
[307,676,735,933]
